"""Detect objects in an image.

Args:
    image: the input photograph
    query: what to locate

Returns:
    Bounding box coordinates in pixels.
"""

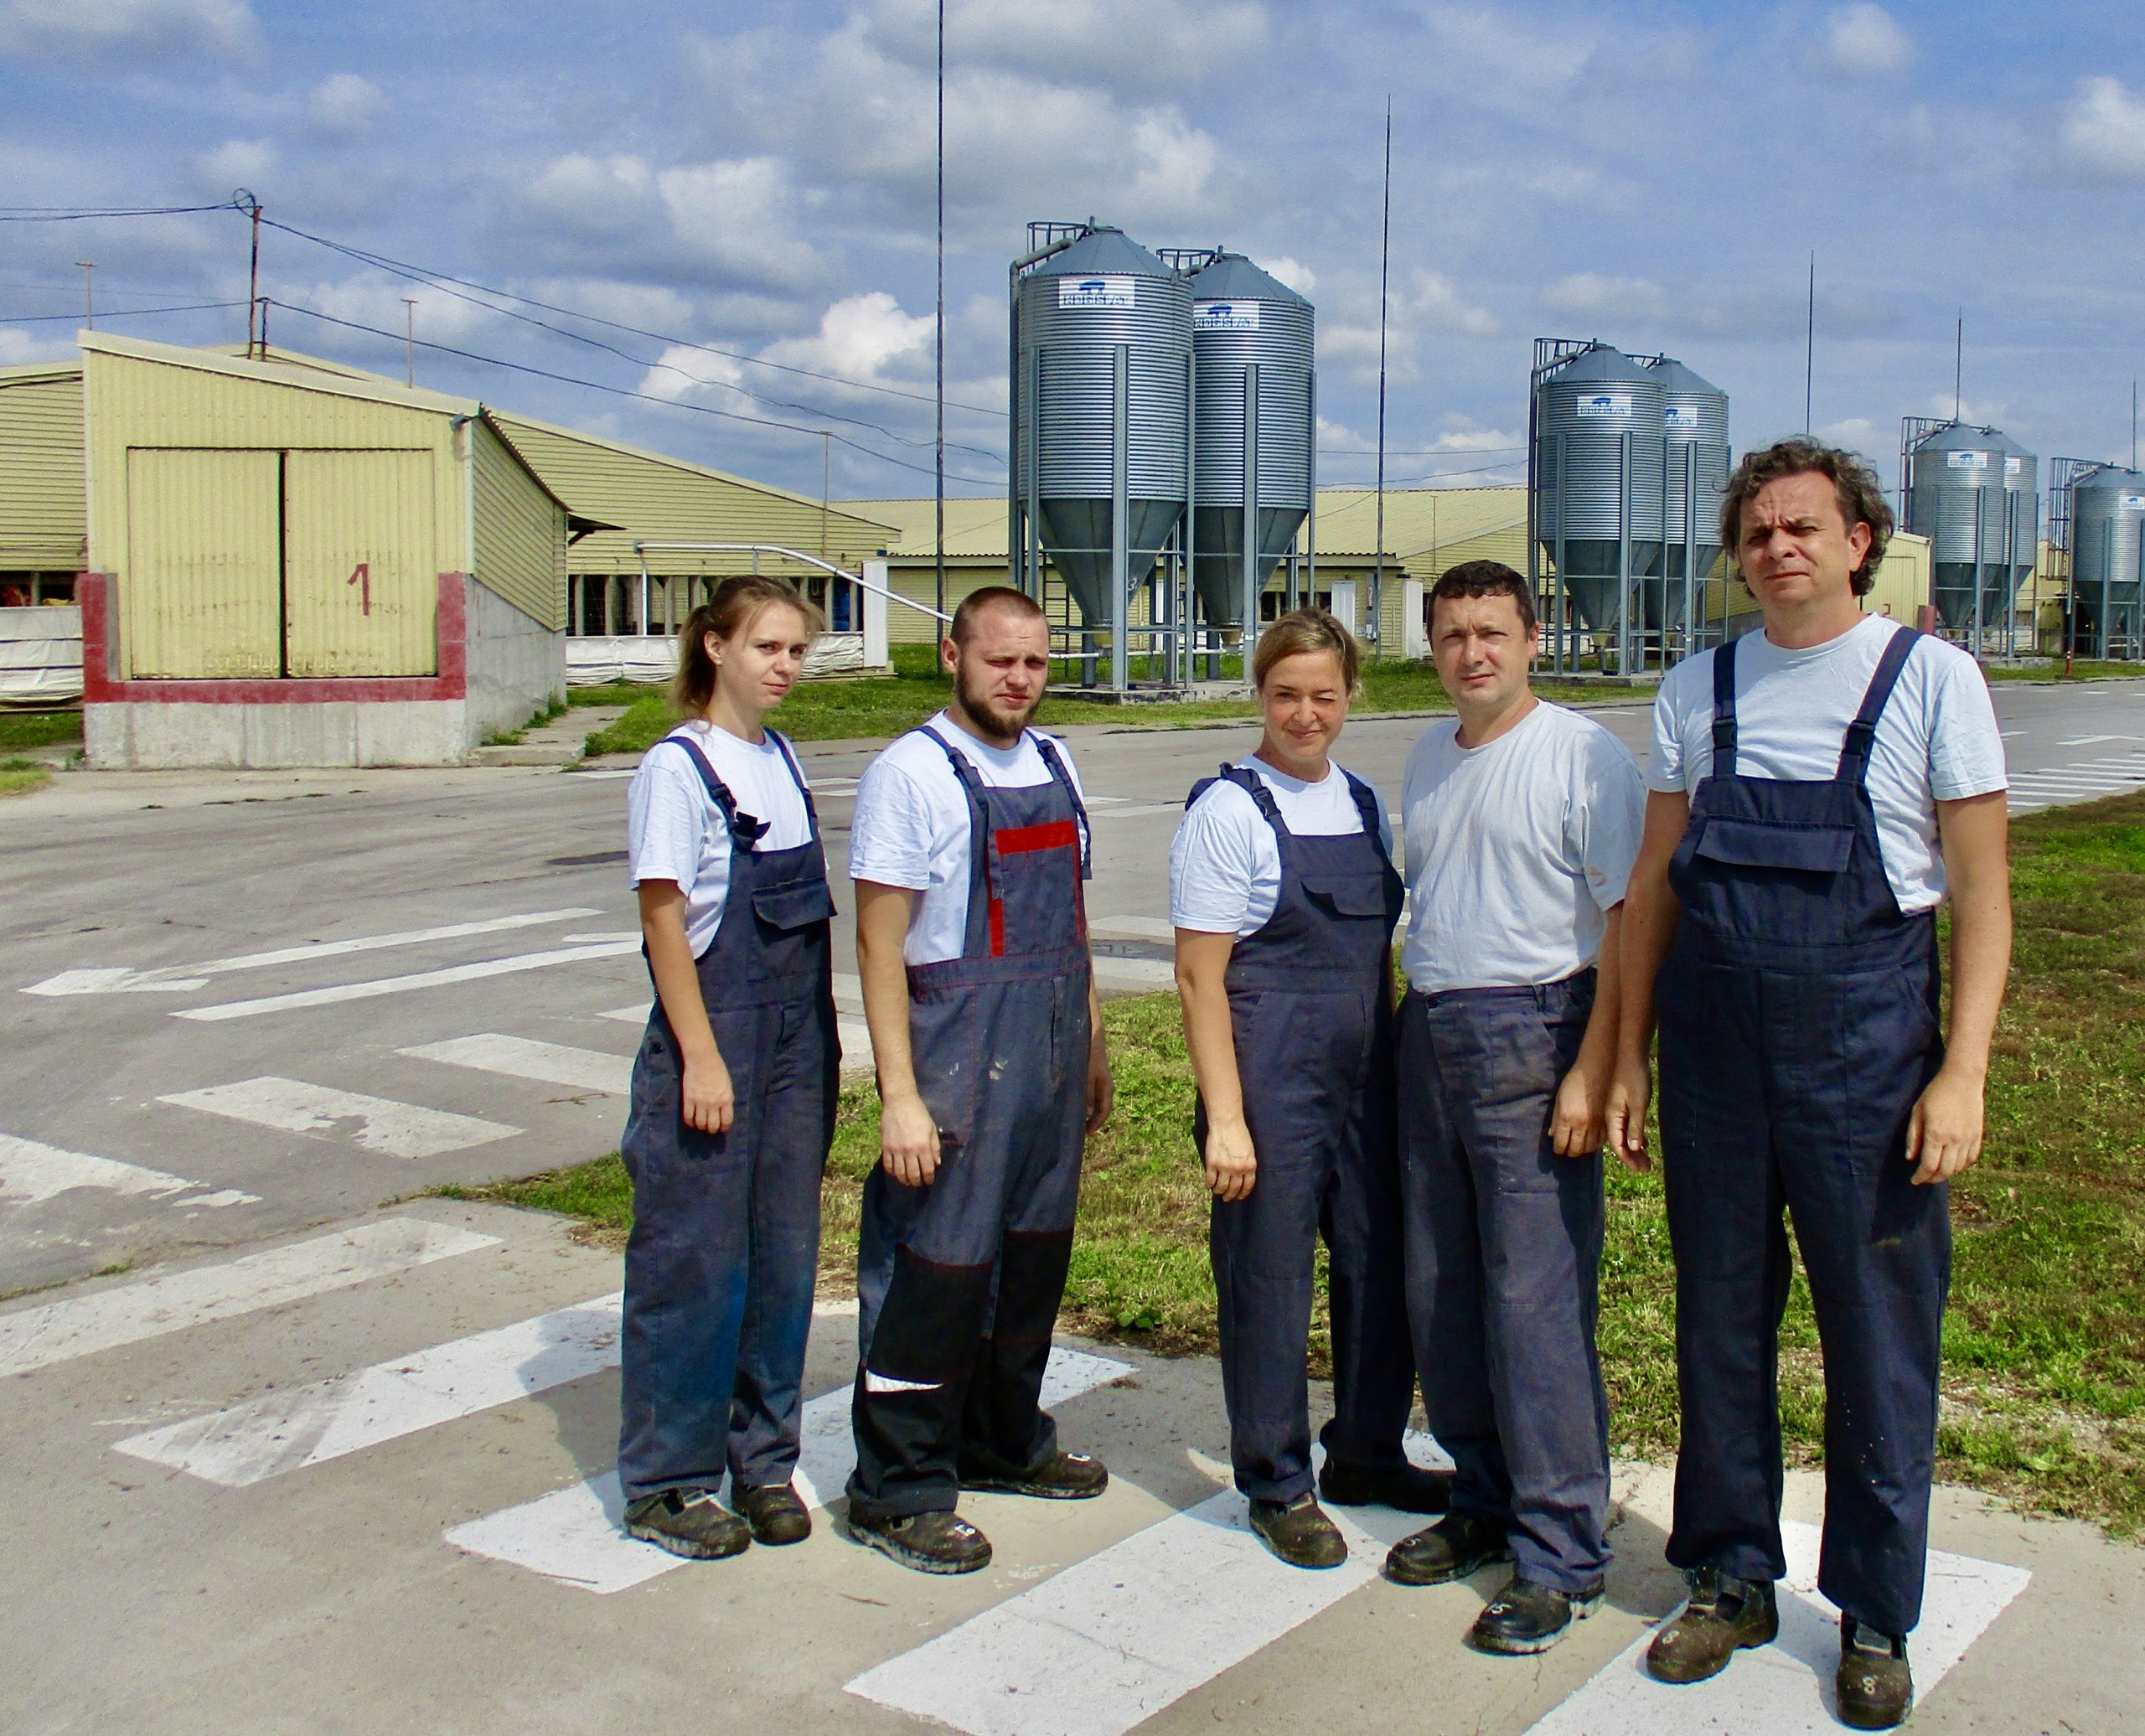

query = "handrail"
[631,540,952,623]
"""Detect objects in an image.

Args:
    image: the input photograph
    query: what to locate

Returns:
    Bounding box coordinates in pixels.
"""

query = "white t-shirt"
[626,721,814,958]
[1648,615,2008,913]
[849,712,1092,966]
[1401,701,1646,994]
[1169,757,1394,938]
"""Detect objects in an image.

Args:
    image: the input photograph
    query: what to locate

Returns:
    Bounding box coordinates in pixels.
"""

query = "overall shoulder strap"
[764,728,820,833]
[1029,731,1093,881]
[1710,638,1740,778]
[665,735,765,844]
[1217,762,1288,834]
[1338,768,1391,861]
[1837,627,1921,785]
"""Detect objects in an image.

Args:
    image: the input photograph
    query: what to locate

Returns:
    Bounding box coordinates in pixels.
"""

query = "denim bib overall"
[848,728,1094,1521]
[1191,763,1415,1505]
[617,730,839,1504]
[1657,628,1951,1635]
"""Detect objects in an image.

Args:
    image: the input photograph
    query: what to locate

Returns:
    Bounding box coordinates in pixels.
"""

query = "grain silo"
[1533,344,1666,650]
[2070,462,2145,657]
[1905,421,2035,639]
[1644,356,1729,639]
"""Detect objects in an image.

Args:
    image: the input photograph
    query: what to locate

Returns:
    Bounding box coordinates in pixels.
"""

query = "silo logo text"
[1574,392,1631,417]
[1665,406,1700,429]
[1194,301,1260,332]
[1946,450,1990,469]
[1060,276,1136,308]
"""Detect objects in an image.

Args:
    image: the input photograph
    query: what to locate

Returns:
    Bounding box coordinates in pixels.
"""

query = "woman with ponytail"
[617,575,839,1561]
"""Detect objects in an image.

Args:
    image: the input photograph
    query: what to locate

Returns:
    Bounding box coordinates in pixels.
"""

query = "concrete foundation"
[464,578,566,745]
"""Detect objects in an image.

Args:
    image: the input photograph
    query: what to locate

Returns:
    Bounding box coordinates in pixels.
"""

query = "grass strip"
[0,757,52,797]
[0,709,81,752]
[447,792,2145,1537]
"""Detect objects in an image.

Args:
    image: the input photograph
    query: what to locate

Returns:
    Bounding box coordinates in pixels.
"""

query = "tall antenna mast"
[2132,379,2137,472]
[1372,96,1392,648]
[933,0,947,626]
[1954,311,1963,423]
[1803,252,1815,435]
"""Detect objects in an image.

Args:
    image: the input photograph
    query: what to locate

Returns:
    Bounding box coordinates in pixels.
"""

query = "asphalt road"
[5,679,2145,1295]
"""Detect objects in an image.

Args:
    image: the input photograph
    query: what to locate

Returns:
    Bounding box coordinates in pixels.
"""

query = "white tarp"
[566,631,877,688]
[0,605,83,705]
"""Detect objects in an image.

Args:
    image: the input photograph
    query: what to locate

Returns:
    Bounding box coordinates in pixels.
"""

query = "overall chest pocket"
[1300,874,1393,919]
[1692,817,1856,876]
[752,880,837,932]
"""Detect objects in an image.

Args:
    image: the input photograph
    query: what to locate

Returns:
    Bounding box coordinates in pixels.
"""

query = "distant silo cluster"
[1009,221,1317,691]
[2048,458,2145,659]
[1900,417,2039,650]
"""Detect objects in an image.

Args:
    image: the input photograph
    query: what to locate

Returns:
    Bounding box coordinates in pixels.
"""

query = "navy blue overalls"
[617,730,840,1505]
[1191,763,1417,1505]
[1657,628,1951,1637]
[847,728,1094,1521]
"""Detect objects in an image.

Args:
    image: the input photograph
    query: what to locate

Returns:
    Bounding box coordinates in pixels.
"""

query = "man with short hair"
[1608,441,2011,1729]
[844,586,1115,1573]
[1382,561,1646,1656]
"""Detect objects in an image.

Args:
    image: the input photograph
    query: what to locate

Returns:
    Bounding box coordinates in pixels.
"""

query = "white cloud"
[0,327,77,365]
[1264,256,1316,297]
[638,341,748,406]
[2062,76,2145,179]
[1126,112,1217,214]
[762,292,932,384]
[656,158,824,288]
[526,152,659,239]
[1540,272,1667,322]
[876,0,1269,89]
[1406,270,1501,338]
[308,72,387,135]
[1818,416,1882,455]
[0,0,256,60]
[1820,4,1913,76]
[195,138,272,188]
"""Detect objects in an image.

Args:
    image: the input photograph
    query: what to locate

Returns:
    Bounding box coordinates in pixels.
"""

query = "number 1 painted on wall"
[347,561,371,616]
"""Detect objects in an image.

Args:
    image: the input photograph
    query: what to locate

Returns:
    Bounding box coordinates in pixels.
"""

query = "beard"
[953,664,1041,746]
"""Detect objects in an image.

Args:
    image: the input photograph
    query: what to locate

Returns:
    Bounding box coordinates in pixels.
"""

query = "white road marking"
[174,940,640,1022]
[1092,956,1176,989]
[559,931,639,943]
[115,1293,625,1486]
[0,1218,497,1378]
[444,1346,1132,1594]
[569,768,636,781]
[845,1434,1446,1735]
[158,1077,519,1160]
[1523,1520,2029,1734]
[1087,801,1189,822]
[399,1034,634,1095]
[597,1004,649,1025]
[0,1133,259,1212]
[23,909,602,998]
[2056,733,2143,746]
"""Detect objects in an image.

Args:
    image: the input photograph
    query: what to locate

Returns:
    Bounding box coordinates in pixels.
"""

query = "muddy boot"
[1248,1494,1349,1569]
[1469,1572,1605,1656]
[1382,1511,1512,1587]
[623,1487,752,1560]
[1646,1567,1780,1684]
[843,1508,993,1574]
[959,1449,1109,1500]
[1837,1619,1914,1729]
[1318,1460,1452,1515]
[734,1481,812,1546]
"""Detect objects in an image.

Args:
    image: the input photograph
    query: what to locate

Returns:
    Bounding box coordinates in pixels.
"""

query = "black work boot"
[1469,1572,1605,1656]
[734,1480,811,1546]
[842,1507,993,1574]
[1645,1566,1780,1684]
[623,1487,751,1560]
[1382,1511,1513,1587]
[1318,1460,1453,1515]
[1837,1618,1914,1729]
[1247,1493,1349,1569]
[959,1449,1109,1500]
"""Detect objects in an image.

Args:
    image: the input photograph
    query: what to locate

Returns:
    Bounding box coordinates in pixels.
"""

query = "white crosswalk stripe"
[399,1033,634,1095]
[444,1346,1132,1594]
[2007,751,2145,813]
[174,939,641,1022]
[0,1218,497,1377]
[0,1133,258,1213]
[158,1077,519,1159]
[115,1292,624,1485]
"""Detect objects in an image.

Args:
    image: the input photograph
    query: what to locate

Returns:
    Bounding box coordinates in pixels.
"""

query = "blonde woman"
[1170,609,1446,1569]
[618,575,837,1561]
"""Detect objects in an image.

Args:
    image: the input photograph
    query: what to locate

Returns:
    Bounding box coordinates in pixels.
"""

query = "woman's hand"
[680,1046,736,1134]
[1204,1118,1258,1201]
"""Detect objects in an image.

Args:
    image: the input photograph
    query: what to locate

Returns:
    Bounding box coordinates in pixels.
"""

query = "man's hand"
[1906,1065,1985,1185]
[680,1048,735,1135]
[1550,1055,1610,1158]
[1203,1118,1257,1201]
[1603,1054,1654,1173]
[1085,1045,1115,1137]
[880,1090,942,1187]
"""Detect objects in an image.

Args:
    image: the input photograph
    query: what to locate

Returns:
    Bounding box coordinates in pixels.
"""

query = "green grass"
[581,645,1646,757]
[0,709,81,751]
[0,757,52,797]
[1982,657,2145,683]
[451,791,2145,1537]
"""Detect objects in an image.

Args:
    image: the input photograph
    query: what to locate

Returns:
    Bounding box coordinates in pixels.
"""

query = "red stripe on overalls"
[985,819,1080,957]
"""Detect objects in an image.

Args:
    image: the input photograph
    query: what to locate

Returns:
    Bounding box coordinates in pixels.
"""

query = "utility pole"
[403,298,417,387]
[1372,96,1392,650]
[76,261,94,330]
[236,189,261,355]
[933,0,948,625]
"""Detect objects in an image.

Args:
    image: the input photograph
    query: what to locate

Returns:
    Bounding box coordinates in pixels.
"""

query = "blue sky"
[4,0,2145,501]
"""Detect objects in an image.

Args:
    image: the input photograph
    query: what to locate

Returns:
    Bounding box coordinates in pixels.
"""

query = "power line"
[270,299,1000,487]
[0,299,246,323]
[0,200,246,222]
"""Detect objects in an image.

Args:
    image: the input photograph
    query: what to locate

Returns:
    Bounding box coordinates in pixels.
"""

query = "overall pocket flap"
[1301,875,1393,918]
[1693,816,1855,874]
[752,880,837,931]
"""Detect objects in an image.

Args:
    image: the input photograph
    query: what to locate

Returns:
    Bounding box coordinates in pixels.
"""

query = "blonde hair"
[1253,607,1359,692]
[671,576,825,715]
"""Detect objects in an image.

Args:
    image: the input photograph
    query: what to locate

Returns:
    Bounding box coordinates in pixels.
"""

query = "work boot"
[734,1480,811,1546]
[623,1487,751,1560]
[842,1508,993,1574]
[1247,1493,1349,1569]
[1645,1566,1780,1684]
[1837,1618,1914,1729]
[1319,1459,1452,1515]
[959,1449,1109,1501]
[1469,1572,1605,1656]
[1382,1511,1513,1587]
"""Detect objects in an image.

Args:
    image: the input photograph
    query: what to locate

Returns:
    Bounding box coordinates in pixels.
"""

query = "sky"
[4,0,2145,504]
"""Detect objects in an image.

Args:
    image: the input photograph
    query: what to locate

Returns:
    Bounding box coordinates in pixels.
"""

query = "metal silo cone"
[1534,344,1667,633]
